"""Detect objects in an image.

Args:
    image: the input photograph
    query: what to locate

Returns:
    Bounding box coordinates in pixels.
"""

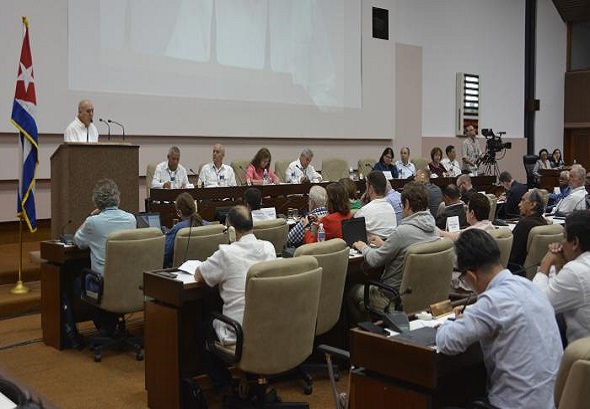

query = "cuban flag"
[10,17,38,233]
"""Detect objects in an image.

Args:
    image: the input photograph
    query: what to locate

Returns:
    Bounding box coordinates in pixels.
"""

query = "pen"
[460,292,473,314]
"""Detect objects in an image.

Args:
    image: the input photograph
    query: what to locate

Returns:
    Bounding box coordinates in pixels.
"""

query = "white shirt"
[354,197,397,239]
[199,234,276,344]
[395,161,416,179]
[197,163,237,187]
[441,158,462,177]
[64,117,99,143]
[555,186,587,215]
[151,161,190,189]
[285,159,322,183]
[533,251,590,343]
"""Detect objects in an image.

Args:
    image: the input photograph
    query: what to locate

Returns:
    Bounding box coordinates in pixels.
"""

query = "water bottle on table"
[317,223,325,242]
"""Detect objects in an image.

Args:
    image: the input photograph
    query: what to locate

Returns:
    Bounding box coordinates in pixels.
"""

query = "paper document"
[177,260,202,275]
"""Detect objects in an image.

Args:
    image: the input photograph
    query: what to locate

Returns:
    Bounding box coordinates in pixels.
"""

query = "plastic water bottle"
[263,169,269,185]
[317,223,325,242]
[349,168,355,180]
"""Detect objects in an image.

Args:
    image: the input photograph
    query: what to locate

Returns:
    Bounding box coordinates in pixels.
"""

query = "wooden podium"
[50,143,139,239]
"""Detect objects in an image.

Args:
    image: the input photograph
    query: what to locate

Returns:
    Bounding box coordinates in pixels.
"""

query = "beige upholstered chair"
[486,194,498,220]
[555,337,590,409]
[523,224,564,279]
[253,218,288,256]
[81,228,165,362]
[145,162,158,198]
[357,159,376,179]
[172,224,226,267]
[321,158,349,182]
[399,238,455,314]
[411,157,429,172]
[488,228,513,268]
[207,256,322,407]
[230,159,251,186]
[274,160,291,182]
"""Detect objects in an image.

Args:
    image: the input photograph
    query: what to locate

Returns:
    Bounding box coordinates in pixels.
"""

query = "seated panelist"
[285,147,322,183]
[246,147,281,185]
[151,146,191,189]
[197,144,237,187]
[373,147,399,179]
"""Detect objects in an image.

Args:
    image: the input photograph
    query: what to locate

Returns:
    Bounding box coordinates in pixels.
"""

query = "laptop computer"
[136,212,162,229]
[341,216,367,248]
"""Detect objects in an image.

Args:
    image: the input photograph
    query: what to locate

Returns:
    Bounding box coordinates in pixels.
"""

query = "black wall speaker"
[372,7,389,40]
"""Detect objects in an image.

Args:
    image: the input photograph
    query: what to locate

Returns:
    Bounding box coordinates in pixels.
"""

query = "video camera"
[481,129,512,154]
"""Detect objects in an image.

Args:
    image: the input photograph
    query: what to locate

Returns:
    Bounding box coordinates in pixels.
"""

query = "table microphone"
[98,118,111,141]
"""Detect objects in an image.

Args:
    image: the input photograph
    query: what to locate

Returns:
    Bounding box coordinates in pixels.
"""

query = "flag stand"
[10,216,30,295]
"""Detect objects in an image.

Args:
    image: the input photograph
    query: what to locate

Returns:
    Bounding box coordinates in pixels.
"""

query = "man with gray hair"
[286,185,328,247]
[197,143,237,187]
[151,146,191,189]
[64,99,99,143]
[555,164,587,215]
[286,147,322,183]
[547,170,571,212]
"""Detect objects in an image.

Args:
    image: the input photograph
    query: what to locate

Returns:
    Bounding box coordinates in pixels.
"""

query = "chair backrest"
[321,158,349,182]
[357,158,376,178]
[253,218,288,256]
[240,256,322,375]
[399,238,454,314]
[555,337,590,408]
[274,160,291,181]
[101,228,165,313]
[523,154,539,187]
[486,194,498,221]
[524,223,564,279]
[172,224,226,267]
[411,157,429,172]
[488,228,513,268]
[145,162,158,197]
[294,239,349,336]
[230,159,251,186]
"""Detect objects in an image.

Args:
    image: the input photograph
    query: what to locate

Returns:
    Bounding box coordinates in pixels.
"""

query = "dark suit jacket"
[500,181,528,219]
[461,188,476,204]
[509,215,548,267]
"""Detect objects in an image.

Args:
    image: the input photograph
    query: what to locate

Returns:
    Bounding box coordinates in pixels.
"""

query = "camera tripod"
[479,156,501,178]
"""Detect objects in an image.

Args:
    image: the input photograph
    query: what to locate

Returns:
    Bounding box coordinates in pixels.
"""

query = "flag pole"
[11,215,30,294]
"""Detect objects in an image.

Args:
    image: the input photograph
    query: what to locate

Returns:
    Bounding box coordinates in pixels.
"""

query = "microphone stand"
[99,118,111,141]
[107,119,125,141]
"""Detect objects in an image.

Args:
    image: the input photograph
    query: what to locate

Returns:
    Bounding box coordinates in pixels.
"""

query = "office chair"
[555,337,590,409]
[253,218,288,256]
[486,194,498,220]
[274,160,291,182]
[231,159,252,185]
[523,154,539,188]
[206,256,322,408]
[145,162,158,210]
[357,158,376,179]
[321,158,349,182]
[488,228,513,268]
[522,224,564,279]
[410,157,429,172]
[81,227,165,362]
[172,224,226,267]
[294,239,349,394]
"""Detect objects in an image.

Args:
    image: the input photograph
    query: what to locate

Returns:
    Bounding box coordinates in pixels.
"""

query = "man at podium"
[64,99,99,143]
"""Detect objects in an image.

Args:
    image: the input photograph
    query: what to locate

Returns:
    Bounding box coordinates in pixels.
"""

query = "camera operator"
[462,125,482,175]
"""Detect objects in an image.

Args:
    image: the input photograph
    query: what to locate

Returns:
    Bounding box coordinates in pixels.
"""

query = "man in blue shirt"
[436,229,562,409]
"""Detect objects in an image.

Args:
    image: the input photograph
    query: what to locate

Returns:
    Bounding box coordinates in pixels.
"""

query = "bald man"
[64,99,99,143]
[198,144,237,187]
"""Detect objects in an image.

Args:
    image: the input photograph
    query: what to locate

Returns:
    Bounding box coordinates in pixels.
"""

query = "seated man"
[415,168,443,217]
[554,164,587,216]
[197,143,237,187]
[439,192,493,241]
[435,184,467,230]
[286,185,328,248]
[508,189,547,270]
[498,171,528,219]
[285,147,322,183]
[64,99,99,143]
[193,206,276,391]
[534,211,590,344]
[395,147,416,179]
[457,174,476,204]
[355,171,397,239]
[436,229,562,409]
[243,187,262,211]
[441,145,462,177]
[546,170,570,212]
[385,181,402,225]
[348,182,438,324]
[151,146,190,189]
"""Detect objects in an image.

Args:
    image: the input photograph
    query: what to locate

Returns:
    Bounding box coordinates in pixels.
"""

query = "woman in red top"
[304,182,351,243]
[246,147,281,185]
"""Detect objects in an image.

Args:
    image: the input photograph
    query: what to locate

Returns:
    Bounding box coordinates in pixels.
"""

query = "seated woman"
[339,177,362,210]
[245,147,281,185]
[304,182,351,243]
[373,147,399,178]
[428,146,448,178]
[533,148,552,184]
[164,192,208,267]
[550,148,565,169]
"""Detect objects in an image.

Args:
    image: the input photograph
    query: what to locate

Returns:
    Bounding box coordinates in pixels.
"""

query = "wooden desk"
[349,328,486,409]
[539,168,563,191]
[40,241,90,350]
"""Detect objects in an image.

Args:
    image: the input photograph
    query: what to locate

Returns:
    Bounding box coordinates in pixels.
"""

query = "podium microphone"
[59,220,74,244]
[107,119,125,141]
[189,168,198,177]
[99,118,111,141]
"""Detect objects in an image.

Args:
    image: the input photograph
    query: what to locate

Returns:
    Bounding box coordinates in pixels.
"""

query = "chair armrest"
[317,344,350,361]
[80,268,103,305]
[364,279,402,313]
[206,311,244,365]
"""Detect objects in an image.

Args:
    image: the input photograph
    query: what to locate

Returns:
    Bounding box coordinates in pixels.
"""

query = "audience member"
[550,148,565,169]
[286,185,328,248]
[243,187,262,211]
[164,192,208,268]
[285,147,322,183]
[497,171,527,219]
[197,144,237,187]
[415,168,443,217]
[461,125,482,175]
[441,145,462,177]
[354,171,397,239]
[428,146,448,178]
[193,206,276,391]
[547,170,571,211]
[64,99,99,143]
[554,164,587,215]
[436,229,562,409]
[395,147,416,179]
[534,211,590,344]
[348,182,438,323]
[373,147,399,178]
[435,184,467,230]
[303,183,351,243]
[246,147,281,185]
[439,192,493,241]
[533,148,551,185]
[151,146,190,189]
[456,174,476,204]
[384,181,403,225]
[508,189,547,270]
[339,178,362,210]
